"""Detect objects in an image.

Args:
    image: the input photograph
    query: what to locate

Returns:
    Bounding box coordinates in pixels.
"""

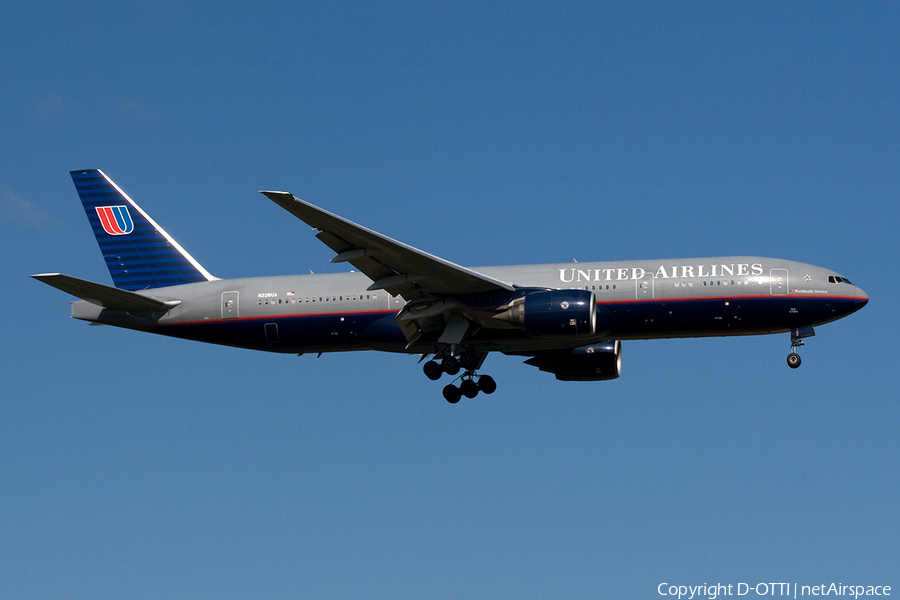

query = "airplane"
[34,169,869,403]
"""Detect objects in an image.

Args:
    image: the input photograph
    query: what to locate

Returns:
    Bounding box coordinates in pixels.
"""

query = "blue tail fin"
[71,169,216,290]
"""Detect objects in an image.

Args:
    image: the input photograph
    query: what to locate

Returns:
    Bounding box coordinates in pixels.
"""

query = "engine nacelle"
[495,289,597,337]
[524,340,622,381]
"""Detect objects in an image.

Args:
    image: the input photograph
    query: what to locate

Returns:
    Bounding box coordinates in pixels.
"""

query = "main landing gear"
[422,351,497,403]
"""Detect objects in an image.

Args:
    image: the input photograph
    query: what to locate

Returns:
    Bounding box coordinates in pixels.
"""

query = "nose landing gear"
[786,325,814,369]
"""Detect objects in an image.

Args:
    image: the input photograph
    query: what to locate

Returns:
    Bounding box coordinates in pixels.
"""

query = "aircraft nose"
[855,287,869,309]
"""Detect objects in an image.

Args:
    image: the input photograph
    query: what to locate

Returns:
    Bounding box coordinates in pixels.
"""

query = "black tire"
[787,352,801,369]
[478,375,497,395]
[460,379,479,399]
[443,384,462,404]
[459,351,478,369]
[442,356,460,376]
[423,360,442,380]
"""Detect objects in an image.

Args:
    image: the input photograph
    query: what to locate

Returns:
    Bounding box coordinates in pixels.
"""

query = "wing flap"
[32,273,181,312]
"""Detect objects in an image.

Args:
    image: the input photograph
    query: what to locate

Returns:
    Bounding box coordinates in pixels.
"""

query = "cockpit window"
[828,275,854,285]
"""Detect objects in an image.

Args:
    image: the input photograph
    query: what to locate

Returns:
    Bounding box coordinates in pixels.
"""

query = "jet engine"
[523,340,622,381]
[493,289,598,337]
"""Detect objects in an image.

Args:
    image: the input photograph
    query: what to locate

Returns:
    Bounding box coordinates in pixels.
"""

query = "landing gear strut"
[424,351,497,402]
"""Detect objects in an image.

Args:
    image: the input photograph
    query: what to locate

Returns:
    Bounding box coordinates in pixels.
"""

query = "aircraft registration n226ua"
[34,169,869,403]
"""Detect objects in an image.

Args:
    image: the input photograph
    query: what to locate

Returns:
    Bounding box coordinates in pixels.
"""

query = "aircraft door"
[635,271,654,300]
[222,291,239,318]
[770,269,788,295]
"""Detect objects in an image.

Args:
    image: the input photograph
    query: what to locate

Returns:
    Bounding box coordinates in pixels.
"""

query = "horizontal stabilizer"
[31,273,181,312]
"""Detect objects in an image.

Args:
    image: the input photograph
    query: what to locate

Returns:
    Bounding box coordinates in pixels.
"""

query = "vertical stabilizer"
[71,169,215,290]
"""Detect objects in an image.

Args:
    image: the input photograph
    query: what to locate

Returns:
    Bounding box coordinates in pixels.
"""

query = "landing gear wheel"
[442,356,460,376]
[477,375,497,395]
[460,379,479,399]
[459,351,478,370]
[423,360,443,380]
[442,384,462,404]
[787,352,801,369]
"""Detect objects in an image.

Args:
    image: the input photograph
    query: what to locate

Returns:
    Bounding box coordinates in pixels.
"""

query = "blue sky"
[2,2,897,598]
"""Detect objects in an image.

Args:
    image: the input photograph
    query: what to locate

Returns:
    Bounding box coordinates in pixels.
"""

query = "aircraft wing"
[261,192,515,300]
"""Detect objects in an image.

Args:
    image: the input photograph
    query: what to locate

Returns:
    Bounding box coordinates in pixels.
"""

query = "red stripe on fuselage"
[596,293,862,305]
